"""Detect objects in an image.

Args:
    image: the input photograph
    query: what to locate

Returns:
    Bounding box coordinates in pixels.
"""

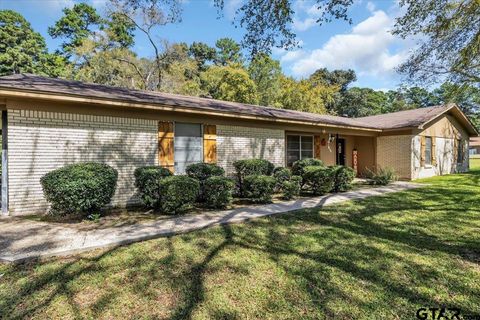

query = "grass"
[1,162,479,319]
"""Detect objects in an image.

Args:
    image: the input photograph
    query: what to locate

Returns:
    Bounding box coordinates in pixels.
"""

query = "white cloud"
[293,18,317,32]
[224,0,243,20]
[280,49,306,63]
[292,1,324,32]
[289,10,408,78]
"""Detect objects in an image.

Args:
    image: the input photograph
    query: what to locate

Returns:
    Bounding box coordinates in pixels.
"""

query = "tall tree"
[108,0,182,89]
[189,42,216,71]
[0,10,66,76]
[276,76,335,114]
[200,65,258,104]
[394,0,480,86]
[48,3,103,58]
[334,87,387,117]
[309,68,356,92]
[105,12,136,49]
[248,53,282,107]
[214,38,243,66]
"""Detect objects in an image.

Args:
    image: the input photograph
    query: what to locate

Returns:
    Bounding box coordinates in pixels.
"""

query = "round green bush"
[204,176,234,209]
[159,175,200,214]
[233,159,275,196]
[40,162,118,216]
[331,165,356,192]
[243,174,276,203]
[291,158,324,186]
[281,175,301,200]
[186,163,225,201]
[134,166,172,208]
[303,166,335,195]
[273,167,292,191]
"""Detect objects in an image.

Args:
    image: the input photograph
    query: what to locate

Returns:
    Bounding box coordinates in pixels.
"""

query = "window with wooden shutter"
[420,135,426,167]
[431,137,437,166]
[158,121,174,172]
[203,124,217,164]
[314,135,321,159]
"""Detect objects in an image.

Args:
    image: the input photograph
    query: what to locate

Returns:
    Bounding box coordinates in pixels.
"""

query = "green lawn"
[1,163,479,319]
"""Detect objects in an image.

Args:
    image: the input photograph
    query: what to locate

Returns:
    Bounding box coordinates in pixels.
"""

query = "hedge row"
[40,158,359,218]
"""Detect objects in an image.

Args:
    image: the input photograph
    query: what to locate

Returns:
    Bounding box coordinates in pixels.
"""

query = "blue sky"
[1,0,412,90]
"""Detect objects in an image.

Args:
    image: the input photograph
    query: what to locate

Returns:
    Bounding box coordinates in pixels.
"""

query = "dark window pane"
[425,137,432,165]
[301,136,313,150]
[287,135,300,149]
[301,150,313,159]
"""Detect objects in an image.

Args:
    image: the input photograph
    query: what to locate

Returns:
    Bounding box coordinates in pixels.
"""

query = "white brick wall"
[217,125,285,174]
[7,109,158,214]
[376,135,413,179]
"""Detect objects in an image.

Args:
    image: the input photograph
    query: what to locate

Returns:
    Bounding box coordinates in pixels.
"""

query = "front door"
[336,138,346,166]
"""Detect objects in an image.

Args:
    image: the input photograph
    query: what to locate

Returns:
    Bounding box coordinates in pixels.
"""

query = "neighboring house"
[0,74,477,215]
[470,137,480,155]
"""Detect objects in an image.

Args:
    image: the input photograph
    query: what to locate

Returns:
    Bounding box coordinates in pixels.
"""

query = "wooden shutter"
[203,124,217,164]
[158,121,174,172]
[420,135,426,167]
[431,137,437,166]
[314,135,321,159]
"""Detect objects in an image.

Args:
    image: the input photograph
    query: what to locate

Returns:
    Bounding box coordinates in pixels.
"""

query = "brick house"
[0,74,477,215]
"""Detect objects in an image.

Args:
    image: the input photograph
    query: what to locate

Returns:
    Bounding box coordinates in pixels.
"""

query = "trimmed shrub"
[186,163,225,201]
[40,162,118,216]
[233,159,275,195]
[281,175,301,200]
[134,166,172,208]
[243,174,276,203]
[303,166,335,195]
[291,158,324,177]
[331,165,356,192]
[366,167,398,185]
[273,167,292,191]
[204,176,235,209]
[159,176,200,214]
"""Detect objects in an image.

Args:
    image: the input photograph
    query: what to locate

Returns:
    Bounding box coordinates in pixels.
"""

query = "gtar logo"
[416,307,461,320]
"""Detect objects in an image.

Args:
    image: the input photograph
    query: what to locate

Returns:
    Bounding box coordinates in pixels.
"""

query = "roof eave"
[0,87,382,133]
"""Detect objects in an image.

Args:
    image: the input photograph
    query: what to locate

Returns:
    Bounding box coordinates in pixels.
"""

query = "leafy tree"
[213,0,354,55]
[214,38,243,66]
[248,53,282,106]
[394,0,480,86]
[309,68,356,92]
[189,42,216,71]
[200,66,258,104]
[335,87,387,117]
[276,76,334,114]
[108,0,183,89]
[105,12,136,48]
[433,83,480,129]
[0,10,67,76]
[48,3,103,57]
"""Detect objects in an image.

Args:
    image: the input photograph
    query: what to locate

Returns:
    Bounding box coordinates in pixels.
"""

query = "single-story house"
[0,74,477,215]
[469,137,480,155]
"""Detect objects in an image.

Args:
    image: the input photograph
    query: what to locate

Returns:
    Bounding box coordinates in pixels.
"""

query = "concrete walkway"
[0,182,421,262]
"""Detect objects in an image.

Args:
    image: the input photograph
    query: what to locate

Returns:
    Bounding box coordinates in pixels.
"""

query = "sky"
[0,0,413,90]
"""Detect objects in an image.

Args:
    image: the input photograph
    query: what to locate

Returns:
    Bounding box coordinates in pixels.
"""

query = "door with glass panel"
[174,123,203,174]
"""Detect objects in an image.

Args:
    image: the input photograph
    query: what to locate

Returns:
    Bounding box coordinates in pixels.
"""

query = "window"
[287,135,314,166]
[425,136,432,166]
[457,139,464,163]
[174,123,203,174]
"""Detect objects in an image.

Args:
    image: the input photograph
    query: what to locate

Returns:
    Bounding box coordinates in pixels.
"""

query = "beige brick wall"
[217,125,285,174]
[376,135,413,179]
[7,109,158,214]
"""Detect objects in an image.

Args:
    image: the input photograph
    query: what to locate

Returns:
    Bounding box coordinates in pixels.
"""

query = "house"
[469,137,480,155]
[0,74,477,215]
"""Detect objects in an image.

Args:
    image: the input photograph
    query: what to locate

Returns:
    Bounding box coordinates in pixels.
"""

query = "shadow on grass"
[1,171,479,318]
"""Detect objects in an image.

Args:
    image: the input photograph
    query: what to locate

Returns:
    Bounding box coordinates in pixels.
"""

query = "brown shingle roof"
[355,106,452,129]
[0,74,377,130]
[0,74,476,135]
